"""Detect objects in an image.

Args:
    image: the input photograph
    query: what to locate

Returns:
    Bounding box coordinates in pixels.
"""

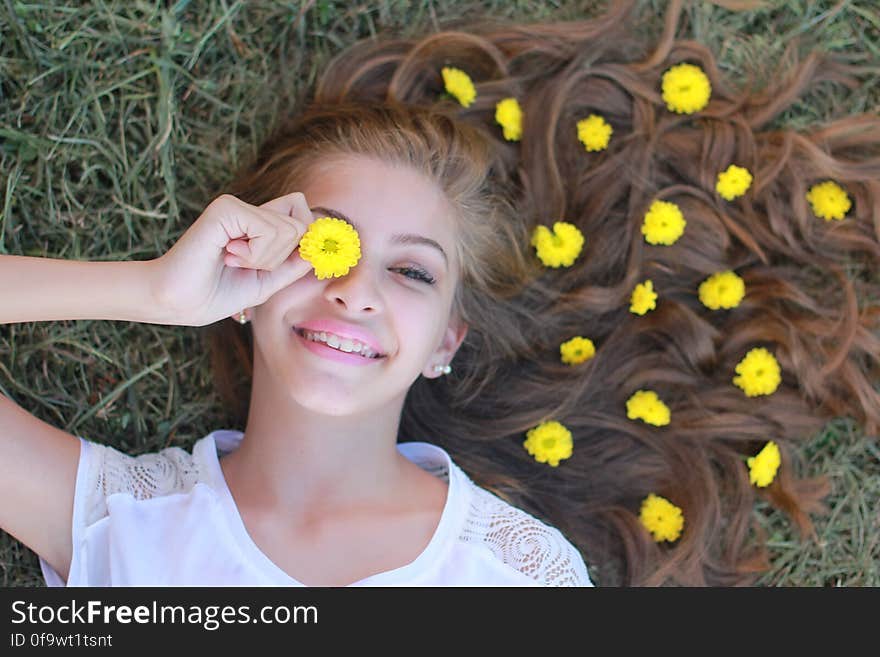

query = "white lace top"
[40,429,592,587]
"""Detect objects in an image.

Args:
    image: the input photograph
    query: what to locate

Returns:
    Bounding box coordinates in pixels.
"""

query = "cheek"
[270,275,319,304]
[395,302,447,353]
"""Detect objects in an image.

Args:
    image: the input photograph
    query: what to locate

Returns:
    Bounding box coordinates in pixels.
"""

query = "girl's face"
[249,154,468,416]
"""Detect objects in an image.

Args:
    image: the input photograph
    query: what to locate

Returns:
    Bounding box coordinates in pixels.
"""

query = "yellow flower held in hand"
[626,389,671,427]
[747,440,781,488]
[630,279,658,315]
[806,180,851,221]
[297,216,362,280]
[698,270,745,310]
[441,66,476,107]
[661,62,711,114]
[716,164,753,201]
[531,221,585,268]
[495,97,523,141]
[733,347,781,397]
[642,199,686,245]
[639,493,684,543]
[560,336,596,365]
[523,420,574,467]
[576,114,613,152]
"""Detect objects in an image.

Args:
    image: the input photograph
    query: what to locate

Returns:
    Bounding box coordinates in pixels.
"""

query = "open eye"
[393,266,436,285]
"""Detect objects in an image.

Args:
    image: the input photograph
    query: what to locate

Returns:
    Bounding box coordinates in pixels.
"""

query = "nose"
[322,258,383,313]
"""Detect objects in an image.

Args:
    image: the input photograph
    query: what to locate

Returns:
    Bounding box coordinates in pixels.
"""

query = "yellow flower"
[441,66,476,108]
[495,97,523,141]
[732,347,782,397]
[747,440,781,488]
[698,270,745,310]
[639,493,684,543]
[576,114,613,152]
[297,216,362,280]
[531,221,585,268]
[625,389,671,427]
[523,420,574,467]
[560,336,596,365]
[630,279,658,315]
[805,180,851,221]
[716,164,753,201]
[661,62,711,114]
[642,199,686,245]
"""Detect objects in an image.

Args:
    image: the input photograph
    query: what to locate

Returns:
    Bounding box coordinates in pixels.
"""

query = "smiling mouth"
[293,327,388,359]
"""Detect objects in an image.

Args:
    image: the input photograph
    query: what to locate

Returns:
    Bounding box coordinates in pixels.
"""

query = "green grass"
[1,0,878,586]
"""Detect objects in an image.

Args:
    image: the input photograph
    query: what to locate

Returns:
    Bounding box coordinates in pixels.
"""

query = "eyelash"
[394,266,436,285]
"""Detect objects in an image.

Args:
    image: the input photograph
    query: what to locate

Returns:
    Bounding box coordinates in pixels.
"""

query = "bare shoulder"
[398,456,449,517]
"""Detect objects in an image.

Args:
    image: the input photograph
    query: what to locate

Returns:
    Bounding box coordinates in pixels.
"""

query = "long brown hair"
[203,0,880,585]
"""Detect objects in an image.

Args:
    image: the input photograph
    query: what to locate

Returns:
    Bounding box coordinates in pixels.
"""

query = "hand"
[150,192,316,327]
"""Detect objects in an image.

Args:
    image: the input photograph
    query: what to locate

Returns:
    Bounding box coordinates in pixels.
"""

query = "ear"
[424,312,468,379]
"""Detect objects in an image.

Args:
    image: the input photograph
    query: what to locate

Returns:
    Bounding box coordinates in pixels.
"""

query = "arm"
[0,393,81,582]
[0,256,169,325]
[0,256,167,582]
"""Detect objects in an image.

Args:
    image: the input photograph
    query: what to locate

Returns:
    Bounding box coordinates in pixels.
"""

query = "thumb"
[259,249,314,299]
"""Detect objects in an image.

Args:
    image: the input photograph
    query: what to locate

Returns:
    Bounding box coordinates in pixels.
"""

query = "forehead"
[302,155,456,244]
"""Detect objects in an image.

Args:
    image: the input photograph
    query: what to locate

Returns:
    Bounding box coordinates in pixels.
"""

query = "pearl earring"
[237,310,248,324]
[433,364,452,375]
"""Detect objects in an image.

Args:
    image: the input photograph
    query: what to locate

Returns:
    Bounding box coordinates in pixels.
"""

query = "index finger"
[258,192,315,230]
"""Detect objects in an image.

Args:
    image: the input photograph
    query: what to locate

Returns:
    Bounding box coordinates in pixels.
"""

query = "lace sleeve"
[462,486,593,587]
[83,441,202,528]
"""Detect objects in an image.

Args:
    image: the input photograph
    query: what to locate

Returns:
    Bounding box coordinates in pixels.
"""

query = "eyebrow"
[310,205,449,271]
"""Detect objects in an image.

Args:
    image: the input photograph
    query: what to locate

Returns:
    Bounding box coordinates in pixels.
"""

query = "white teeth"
[300,329,380,358]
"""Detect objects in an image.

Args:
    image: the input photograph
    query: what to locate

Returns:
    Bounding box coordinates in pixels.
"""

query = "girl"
[2,0,879,586]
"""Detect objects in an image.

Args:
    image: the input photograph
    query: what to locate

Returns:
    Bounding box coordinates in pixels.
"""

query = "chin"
[286,381,367,416]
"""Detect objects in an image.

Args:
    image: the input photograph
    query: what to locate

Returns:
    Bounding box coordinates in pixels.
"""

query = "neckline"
[200,431,461,586]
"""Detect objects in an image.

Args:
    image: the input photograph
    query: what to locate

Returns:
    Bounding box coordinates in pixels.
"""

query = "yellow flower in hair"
[560,336,596,365]
[747,440,781,488]
[642,199,686,245]
[716,164,753,201]
[698,270,745,310]
[495,97,523,141]
[733,347,781,397]
[806,180,851,221]
[441,66,476,107]
[626,389,671,427]
[297,216,362,280]
[531,221,585,268]
[661,62,711,114]
[576,114,613,152]
[639,493,684,543]
[630,279,658,315]
[523,420,574,467]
